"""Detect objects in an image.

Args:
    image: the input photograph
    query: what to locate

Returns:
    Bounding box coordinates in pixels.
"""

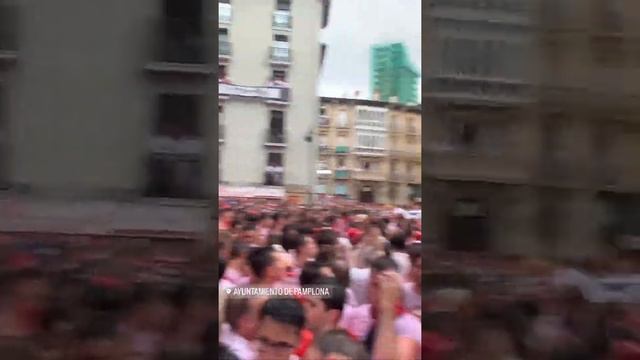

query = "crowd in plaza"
[218,197,640,360]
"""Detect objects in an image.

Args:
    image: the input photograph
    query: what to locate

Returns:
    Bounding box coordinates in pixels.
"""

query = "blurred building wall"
[424,0,640,259]
[0,0,215,237]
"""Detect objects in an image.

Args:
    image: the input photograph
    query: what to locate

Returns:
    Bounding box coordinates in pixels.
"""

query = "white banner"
[219,83,288,101]
[219,186,285,199]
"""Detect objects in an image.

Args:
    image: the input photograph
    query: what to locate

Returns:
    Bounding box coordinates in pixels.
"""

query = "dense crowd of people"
[218,198,639,360]
[0,196,636,359]
[0,236,218,359]
[218,198,423,360]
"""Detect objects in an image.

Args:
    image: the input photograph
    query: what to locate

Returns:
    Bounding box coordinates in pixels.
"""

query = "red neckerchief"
[293,329,314,357]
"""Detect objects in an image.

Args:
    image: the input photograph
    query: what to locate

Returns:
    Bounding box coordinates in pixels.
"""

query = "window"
[337,157,345,167]
[357,133,384,148]
[276,0,291,11]
[362,161,371,171]
[356,107,386,128]
[219,28,228,39]
[337,110,348,128]
[146,156,202,199]
[274,34,289,43]
[269,111,285,141]
[156,94,201,138]
[320,106,327,116]
[265,153,284,186]
[219,0,232,23]
[598,0,623,33]
[272,69,287,81]
[267,152,283,167]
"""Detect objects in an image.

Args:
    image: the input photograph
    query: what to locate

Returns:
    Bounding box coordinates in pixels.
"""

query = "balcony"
[149,136,204,156]
[0,5,18,64]
[353,170,386,182]
[264,131,287,147]
[219,3,232,24]
[219,40,232,63]
[318,115,330,127]
[273,11,292,29]
[264,170,284,187]
[335,169,350,180]
[426,76,532,107]
[319,145,333,154]
[424,148,529,183]
[354,146,386,157]
[335,146,350,154]
[270,46,292,66]
[145,18,213,75]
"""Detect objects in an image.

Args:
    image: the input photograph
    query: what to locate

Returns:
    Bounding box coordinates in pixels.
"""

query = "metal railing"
[265,131,287,145]
[151,18,209,64]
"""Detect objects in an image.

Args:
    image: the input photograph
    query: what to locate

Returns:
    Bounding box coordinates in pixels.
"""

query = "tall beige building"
[424,0,640,259]
[317,97,421,205]
[218,0,330,204]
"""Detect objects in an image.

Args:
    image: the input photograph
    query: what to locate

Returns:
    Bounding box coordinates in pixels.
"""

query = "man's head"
[294,235,319,262]
[407,243,422,286]
[224,297,259,340]
[303,329,368,360]
[256,298,306,360]
[389,232,407,252]
[302,278,346,334]
[248,246,286,284]
[242,223,257,243]
[300,261,334,287]
[228,241,251,274]
[368,256,400,312]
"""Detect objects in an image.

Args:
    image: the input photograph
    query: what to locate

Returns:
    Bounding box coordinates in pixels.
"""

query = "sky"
[317,0,422,99]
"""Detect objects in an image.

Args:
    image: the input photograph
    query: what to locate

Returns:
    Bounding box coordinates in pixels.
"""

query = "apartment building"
[0,0,216,240]
[317,97,421,205]
[424,0,640,259]
[218,0,330,204]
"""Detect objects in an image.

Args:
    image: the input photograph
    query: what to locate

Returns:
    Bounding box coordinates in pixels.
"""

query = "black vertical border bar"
[210,0,220,357]
[420,0,427,318]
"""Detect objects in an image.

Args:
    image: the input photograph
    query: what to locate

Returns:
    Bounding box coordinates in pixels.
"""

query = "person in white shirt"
[221,297,260,360]
[220,242,251,289]
[389,233,411,277]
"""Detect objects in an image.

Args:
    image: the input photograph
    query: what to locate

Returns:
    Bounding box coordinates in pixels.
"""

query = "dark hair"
[242,222,256,232]
[260,298,305,331]
[371,256,399,274]
[313,330,368,359]
[316,249,335,265]
[407,243,422,265]
[248,246,276,280]
[316,229,337,247]
[225,297,250,331]
[330,259,350,288]
[300,261,328,287]
[230,241,251,260]
[309,277,346,313]
[389,233,407,251]
[282,229,303,252]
